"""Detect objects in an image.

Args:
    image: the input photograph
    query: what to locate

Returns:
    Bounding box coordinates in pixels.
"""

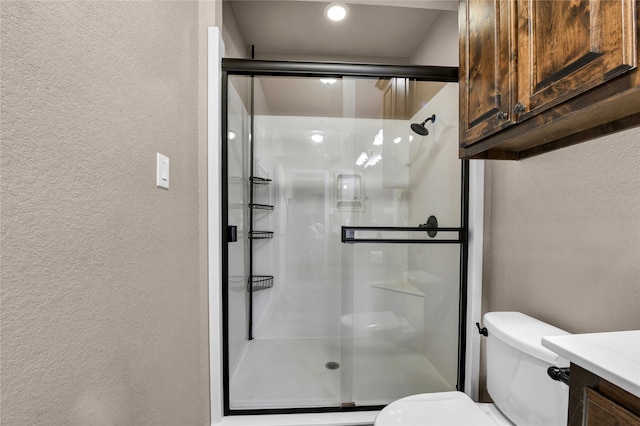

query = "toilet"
[374,312,570,426]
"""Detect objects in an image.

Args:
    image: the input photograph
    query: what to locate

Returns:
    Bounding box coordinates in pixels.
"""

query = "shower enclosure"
[222,60,466,414]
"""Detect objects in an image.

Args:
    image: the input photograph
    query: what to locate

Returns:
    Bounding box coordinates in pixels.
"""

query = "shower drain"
[325,361,340,370]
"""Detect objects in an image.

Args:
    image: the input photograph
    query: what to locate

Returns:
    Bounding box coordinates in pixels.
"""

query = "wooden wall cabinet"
[459,0,640,160]
[459,0,515,144]
[568,363,640,426]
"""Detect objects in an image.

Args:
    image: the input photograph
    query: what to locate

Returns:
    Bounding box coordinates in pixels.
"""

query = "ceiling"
[226,0,457,62]
[224,0,456,118]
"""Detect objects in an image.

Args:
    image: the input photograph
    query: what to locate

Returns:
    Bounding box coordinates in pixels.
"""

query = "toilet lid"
[374,391,497,426]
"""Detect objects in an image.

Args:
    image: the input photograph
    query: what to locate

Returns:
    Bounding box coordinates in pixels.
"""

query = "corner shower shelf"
[248,170,274,298]
[250,203,274,211]
[249,230,274,239]
[248,275,274,292]
[250,176,271,185]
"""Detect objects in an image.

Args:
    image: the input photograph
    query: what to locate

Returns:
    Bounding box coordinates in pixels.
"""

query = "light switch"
[156,153,169,189]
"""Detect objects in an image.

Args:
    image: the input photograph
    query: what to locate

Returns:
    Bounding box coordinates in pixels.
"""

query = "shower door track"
[221,58,458,81]
[221,59,466,417]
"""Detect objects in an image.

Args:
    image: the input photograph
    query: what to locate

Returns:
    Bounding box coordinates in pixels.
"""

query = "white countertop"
[542,330,640,398]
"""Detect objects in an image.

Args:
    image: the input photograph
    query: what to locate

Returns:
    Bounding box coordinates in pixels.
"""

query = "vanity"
[542,331,640,426]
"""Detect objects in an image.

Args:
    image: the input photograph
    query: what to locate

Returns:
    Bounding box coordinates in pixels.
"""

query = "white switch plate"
[156,153,169,189]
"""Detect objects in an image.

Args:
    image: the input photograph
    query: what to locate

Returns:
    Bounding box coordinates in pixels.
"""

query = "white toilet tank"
[484,312,570,426]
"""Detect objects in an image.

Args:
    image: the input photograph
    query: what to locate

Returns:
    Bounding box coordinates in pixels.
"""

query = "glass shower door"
[226,77,251,384]
[340,231,463,405]
[338,78,463,407]
[222,69,464,413]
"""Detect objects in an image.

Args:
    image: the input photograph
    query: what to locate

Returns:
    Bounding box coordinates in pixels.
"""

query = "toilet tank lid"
[484,312,570,364]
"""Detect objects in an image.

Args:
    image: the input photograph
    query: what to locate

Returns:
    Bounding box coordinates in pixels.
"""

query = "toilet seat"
[374,391,497,426]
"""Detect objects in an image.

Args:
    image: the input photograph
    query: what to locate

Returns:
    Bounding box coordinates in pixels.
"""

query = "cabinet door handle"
[496,111,509,120]
[514,102,527,114]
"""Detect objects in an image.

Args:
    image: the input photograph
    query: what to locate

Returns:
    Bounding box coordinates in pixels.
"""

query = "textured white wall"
[1,2,214,425]
[479,128,640,401]
[484,128,640,333]
[223,0,249,59]
[410,11,459,67]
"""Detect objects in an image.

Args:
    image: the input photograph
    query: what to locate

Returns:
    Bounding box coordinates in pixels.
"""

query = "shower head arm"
[420,114,436,126]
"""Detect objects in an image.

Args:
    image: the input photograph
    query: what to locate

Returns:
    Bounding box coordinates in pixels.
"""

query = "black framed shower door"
[221,59,467,415]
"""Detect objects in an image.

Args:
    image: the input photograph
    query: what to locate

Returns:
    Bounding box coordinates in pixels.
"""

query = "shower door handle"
[227,225,238,242]
[341,226,463,244]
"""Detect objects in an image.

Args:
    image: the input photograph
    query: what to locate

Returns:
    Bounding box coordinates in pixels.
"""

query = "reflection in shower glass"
[336,174,362,210]
[224,74,462,412]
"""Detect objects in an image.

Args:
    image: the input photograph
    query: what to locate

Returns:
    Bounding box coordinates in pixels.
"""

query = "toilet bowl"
[374,392,502,426]
[374,312,570,426]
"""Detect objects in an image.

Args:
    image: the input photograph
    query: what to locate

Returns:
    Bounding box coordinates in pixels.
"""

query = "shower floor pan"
[229,337,453,410]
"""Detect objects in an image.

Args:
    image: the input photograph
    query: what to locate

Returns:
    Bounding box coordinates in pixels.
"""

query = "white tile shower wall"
[246,83,461,389]
[408,83,461,387]
[251,114,277,329]
[249,115,413,340]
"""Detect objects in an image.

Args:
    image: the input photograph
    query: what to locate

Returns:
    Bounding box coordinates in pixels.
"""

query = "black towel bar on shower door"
[341,226,464,244]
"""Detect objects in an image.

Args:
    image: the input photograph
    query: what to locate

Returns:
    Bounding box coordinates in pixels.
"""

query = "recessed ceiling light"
[320,78,337,85]
[324,3,349,22]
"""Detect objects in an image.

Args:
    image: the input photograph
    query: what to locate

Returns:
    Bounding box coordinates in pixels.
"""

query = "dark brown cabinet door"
[460,0,515,146]
[583,388,640,426]
[568,364,640,426]
[515,0,637,119]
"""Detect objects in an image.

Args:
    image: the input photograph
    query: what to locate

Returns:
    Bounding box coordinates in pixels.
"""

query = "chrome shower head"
[410,114,436,136]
